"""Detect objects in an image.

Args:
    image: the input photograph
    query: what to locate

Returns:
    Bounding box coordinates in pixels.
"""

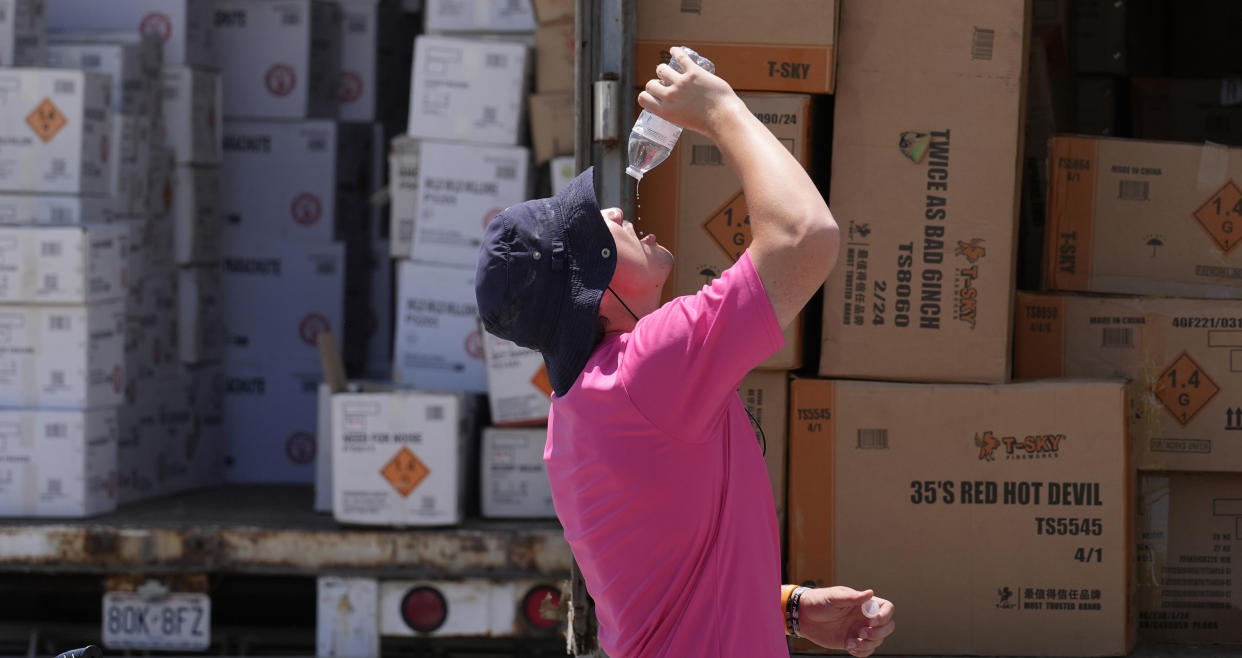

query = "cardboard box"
[1014,291,1242,473]
[172,165,221,266]
[0,300,126,409]
[178,266,222,365]
[0,408,118,517]
[221,120,343,245]
[531,0,571,26]
[315,379,392,512]
[387,135,419,257]
[332,388,468,526]
[1045,136,1242,298]
[0,223,127,304]
[635,0,837,94]
[393,260,485,393]
[46,39,154,116]
[0,69,112,195]
[549,155,574,195]
[1133,78,1242,146]
[1071,0,1165,76]
[46,0,213,66]
[211,0,342,119]
[819,0,1027,383]
[482,331,550,426]
[337,0,405,123]
[534,21,572,93]
[220,240,344,362]
[0,193,114,225]
[0,0,46,68]
[1137,472,1242,645]
[640,92,810,370]
[408,140,529,269]
[423,0,535,33]
[528,92,572,164]
[406,35,528,146]
[48,30,163,81]
[161,66,222,165]
[480,427,554,519]
[739,369,788,528]
[222,358,322,483]
[787,378,1134,656]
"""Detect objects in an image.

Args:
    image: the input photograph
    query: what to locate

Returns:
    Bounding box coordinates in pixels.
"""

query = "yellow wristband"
[781,584,797,635]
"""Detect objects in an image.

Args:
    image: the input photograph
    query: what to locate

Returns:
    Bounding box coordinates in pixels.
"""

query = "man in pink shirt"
[476,48,895,657]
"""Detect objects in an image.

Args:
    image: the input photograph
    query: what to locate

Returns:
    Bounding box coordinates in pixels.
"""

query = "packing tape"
[1196,142,1230,190]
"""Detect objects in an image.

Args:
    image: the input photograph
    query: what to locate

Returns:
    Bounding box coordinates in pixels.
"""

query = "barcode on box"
[308,138,327,152]
[485,54,508,69]
[482,107,497,124]
[347,16,367,33]
[857,429,889,450]
[45,423,67,438]
[426,405,445,422]
[49,315,70,331]
[316,262,335,275]
[1102,327,1134,348]
[971,28,995,61]
[47,478,62,495]
[281,10,301,26]
[691,145,723,166]
[50,207,71,224]
[43,274,58,291]
[50,371,64,387]
[82,54,102,68]
[496,164,517,180]
[41,241,61,257]
[1119,180,1150,201]
[54,80,75,94]
[680,0,702,13]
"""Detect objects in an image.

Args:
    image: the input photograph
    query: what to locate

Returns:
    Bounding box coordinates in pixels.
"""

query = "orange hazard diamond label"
[381,446,430,498]
[531,364,554,398]
[1154,351,1220,426]
[1192,181,1242,255]
[26,98,67,143]
[702,191,752,262]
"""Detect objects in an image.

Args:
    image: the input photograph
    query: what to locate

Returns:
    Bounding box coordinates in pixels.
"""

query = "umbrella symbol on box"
[1146,237,1163,257]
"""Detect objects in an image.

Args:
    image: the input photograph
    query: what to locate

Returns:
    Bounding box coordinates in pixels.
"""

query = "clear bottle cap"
[861,598,880,619]
[625,166,644,181]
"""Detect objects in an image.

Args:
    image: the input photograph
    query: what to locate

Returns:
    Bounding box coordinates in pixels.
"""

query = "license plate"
[102,591,211,651]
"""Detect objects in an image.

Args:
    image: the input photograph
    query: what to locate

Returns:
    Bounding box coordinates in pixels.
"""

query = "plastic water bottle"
[625,46,716,181]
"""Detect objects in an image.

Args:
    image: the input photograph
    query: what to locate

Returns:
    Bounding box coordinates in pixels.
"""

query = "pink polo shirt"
[545,251,788,658]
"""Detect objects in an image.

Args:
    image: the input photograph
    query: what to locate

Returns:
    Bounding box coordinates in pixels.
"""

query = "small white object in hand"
[861,598,880,619]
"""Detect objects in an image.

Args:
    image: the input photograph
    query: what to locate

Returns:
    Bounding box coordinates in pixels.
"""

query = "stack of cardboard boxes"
[0,0,228,516]
[632,0,838,536]
[210,0,406,485]
[1014,132,1242,646]
[324,1,536,527]
[787,1,1140,655]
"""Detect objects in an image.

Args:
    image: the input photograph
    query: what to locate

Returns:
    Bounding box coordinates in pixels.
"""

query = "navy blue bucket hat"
[475,167,617,397]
